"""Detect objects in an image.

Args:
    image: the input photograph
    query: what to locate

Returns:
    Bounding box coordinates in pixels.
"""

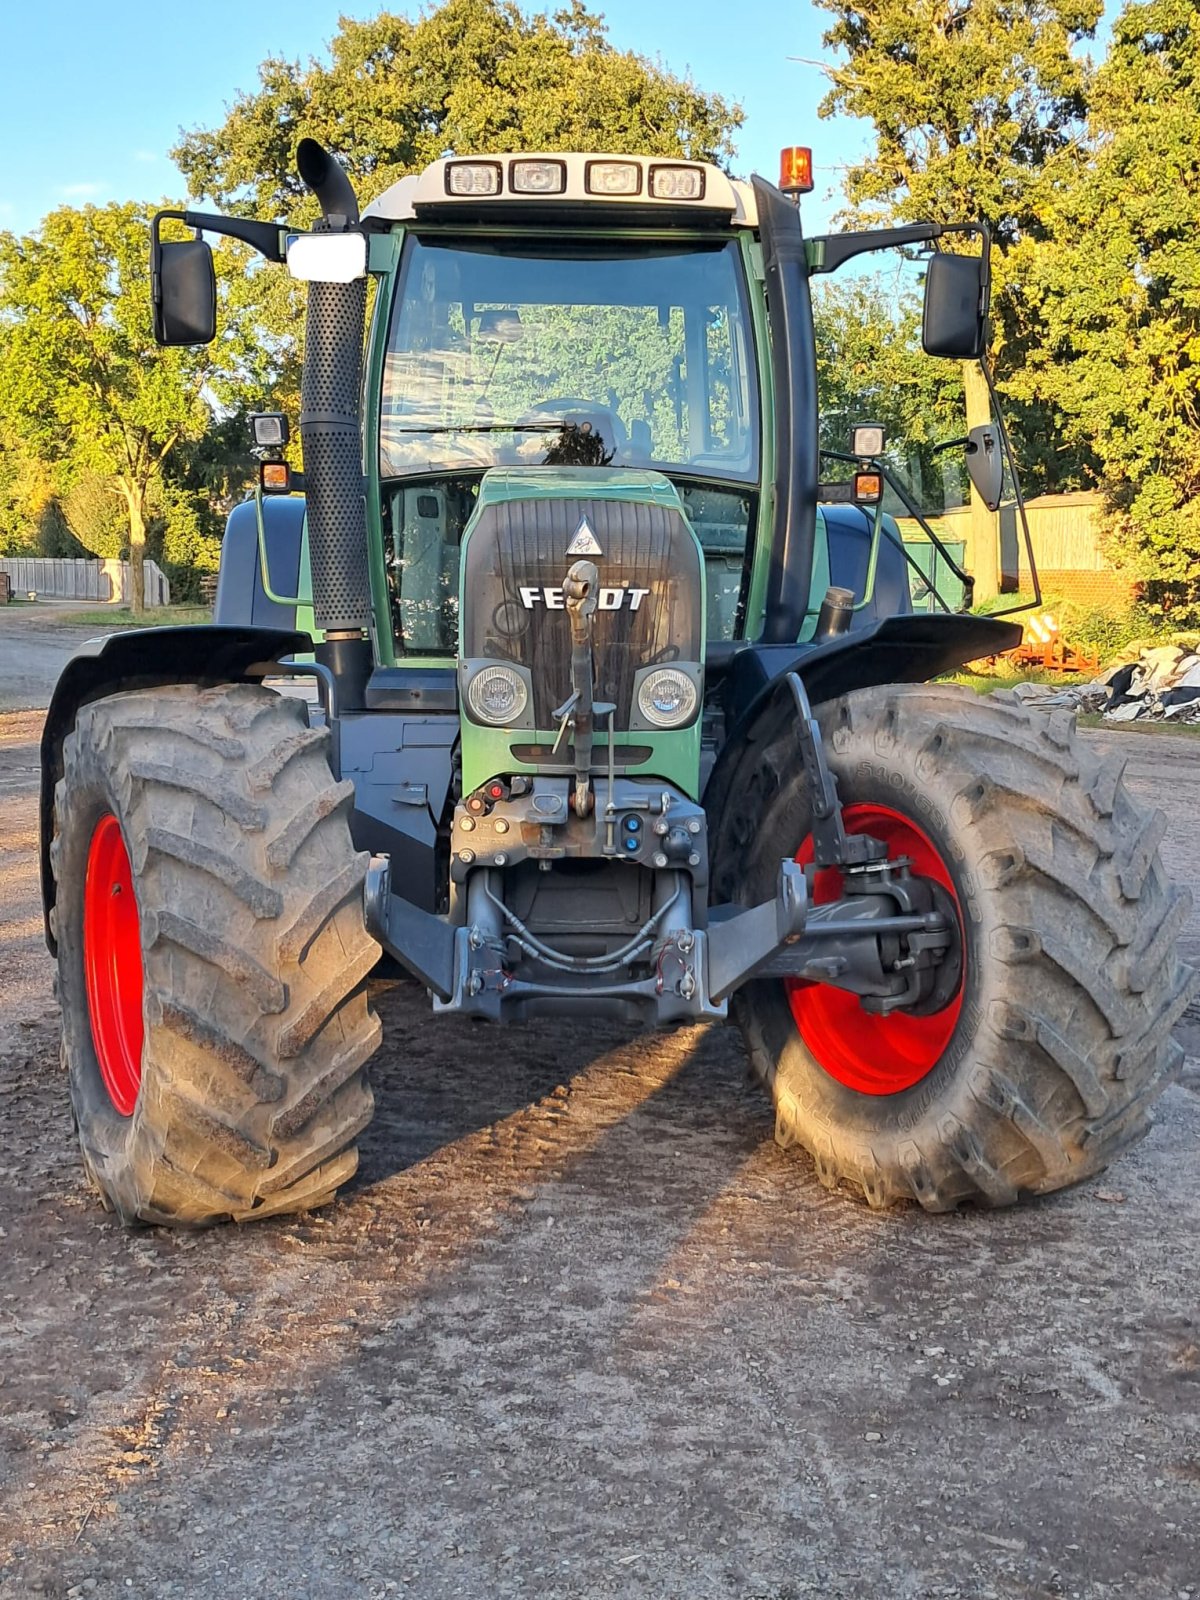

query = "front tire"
[52,682,381,1226]
[712,684,1196,1211]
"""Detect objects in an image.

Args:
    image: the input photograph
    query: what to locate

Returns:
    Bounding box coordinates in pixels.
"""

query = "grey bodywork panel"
[338,712,458,913]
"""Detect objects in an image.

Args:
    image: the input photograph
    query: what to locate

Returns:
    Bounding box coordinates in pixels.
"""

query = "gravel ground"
[0,607,119,713]
[1,704,1198,1600]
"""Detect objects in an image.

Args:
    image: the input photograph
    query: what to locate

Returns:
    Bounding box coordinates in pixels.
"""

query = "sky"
[0,0,1121,239]
[0,0,868,235]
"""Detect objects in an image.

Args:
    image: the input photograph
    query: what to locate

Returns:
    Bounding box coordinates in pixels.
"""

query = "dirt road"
[1,708,1198,1600]
[0,607,118,713]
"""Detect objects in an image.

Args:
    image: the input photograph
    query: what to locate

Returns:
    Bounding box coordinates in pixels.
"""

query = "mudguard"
[703,611,1021,828]
[39,625,310,953]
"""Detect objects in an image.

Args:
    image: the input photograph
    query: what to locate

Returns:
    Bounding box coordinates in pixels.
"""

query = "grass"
[58,605,212,629]
[944,665,1086,693]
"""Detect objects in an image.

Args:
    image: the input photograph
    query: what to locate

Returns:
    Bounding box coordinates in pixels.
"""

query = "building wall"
[898,491,1137,608]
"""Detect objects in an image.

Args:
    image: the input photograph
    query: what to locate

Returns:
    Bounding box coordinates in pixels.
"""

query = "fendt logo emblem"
[566,517,602,556]
[518,584,650,611]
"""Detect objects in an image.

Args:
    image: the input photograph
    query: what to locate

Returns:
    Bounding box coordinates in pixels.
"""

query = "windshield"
[379,237,758,481]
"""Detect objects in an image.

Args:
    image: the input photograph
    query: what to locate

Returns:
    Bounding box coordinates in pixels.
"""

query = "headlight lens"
[466,665,528,725]
[636,668,698,728]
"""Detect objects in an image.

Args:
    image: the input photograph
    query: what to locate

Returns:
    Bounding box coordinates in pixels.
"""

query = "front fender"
[39,624,310,954]
[703,611,1021,833]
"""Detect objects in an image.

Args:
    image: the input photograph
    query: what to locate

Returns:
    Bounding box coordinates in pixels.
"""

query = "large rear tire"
[52,682,381,1226]
[712,684,1196,1211]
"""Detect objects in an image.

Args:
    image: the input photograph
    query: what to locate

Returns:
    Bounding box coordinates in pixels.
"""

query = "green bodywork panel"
[457,467,704,798]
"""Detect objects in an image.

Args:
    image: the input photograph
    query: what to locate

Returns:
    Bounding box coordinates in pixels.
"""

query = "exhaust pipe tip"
[296,138,360,226]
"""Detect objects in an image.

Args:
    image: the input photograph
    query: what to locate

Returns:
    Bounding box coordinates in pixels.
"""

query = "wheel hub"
[786,802,965,1096]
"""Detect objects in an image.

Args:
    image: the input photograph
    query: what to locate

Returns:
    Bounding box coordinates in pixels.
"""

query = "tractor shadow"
[351,971,760,1187]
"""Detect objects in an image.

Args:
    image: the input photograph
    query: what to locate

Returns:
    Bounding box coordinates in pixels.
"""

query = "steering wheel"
[516,397,627,458]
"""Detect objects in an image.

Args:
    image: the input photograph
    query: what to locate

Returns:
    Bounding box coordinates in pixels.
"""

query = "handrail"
[254,483,306,608]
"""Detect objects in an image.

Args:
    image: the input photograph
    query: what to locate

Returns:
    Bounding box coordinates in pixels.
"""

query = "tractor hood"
[456,468,706,796]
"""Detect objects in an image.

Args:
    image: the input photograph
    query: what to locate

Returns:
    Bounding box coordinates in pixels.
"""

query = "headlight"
[466,665,529,726]
[636,668,698,729]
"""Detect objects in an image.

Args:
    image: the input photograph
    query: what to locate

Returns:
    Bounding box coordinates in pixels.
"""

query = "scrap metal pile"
[1006,640,1200,723]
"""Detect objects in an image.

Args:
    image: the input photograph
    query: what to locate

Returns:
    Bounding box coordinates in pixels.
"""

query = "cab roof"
[363,152,759,228]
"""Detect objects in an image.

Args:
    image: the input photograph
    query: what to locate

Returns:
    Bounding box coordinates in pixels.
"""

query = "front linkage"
[365,657,960,1027]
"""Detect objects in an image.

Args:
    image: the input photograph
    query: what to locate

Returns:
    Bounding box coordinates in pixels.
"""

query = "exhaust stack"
[296,140,372,707]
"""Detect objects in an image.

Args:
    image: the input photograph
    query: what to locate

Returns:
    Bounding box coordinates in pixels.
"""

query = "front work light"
[851,423,885,459]
[636,668,699,729]
[445,161,503,197]
[648,165,705,201]
[510,159,566,195]
[250,412,289,449]
[466,665,529,726]
[586,161,641,196]
[779,146,814,195]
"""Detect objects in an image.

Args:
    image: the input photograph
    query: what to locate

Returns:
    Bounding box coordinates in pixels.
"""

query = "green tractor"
[40,142,1194,1225]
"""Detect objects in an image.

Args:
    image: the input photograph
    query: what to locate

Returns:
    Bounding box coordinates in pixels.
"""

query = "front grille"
[460,495,702,729]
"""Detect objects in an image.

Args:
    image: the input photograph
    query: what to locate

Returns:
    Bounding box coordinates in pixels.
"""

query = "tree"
[1021,0,1200,618]
[813,276,964,463]
[0,204,268,610]
[173,0,743,220]
[813,0,1100,242]
[810,0,1102,590]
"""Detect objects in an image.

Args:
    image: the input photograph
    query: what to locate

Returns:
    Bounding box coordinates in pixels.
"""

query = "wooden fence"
[0,557,170,607]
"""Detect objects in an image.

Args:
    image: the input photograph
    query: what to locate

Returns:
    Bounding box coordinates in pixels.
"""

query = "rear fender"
[703,612,1020,833]
[39,625,310,954]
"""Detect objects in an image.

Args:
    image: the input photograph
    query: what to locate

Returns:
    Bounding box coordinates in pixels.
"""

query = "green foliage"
[815,0,1100,244]
[0,203,271,607]
[155,483,222,603]
[61,471,127,559]
[173,0,743,221]
[1017,0,1200,619]
[1053,599,1171,660]
[813,0,1101,494]
[812,277,966,495]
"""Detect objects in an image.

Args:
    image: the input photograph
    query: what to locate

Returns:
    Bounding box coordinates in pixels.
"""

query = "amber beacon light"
[779,146,815,195]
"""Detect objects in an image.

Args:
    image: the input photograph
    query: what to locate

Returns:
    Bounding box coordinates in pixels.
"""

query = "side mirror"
[965,423,1004,511]
[922,252,987,360]
[151,233,216,346]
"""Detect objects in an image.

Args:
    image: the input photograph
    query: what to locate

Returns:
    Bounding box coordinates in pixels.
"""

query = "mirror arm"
[808,223,946,275]
[152,208,287,264]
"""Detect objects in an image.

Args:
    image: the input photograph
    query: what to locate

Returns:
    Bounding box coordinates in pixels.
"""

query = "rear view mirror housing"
[151,225,216,347]
[965,423,1004,511]
[922,252,987,360]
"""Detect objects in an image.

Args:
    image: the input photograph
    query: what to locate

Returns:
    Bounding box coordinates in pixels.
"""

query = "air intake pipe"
[297,138,372,709]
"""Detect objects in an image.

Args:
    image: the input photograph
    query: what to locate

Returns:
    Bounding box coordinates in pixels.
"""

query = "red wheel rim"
[785,803,964,1096]
[83,814,145,1116]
